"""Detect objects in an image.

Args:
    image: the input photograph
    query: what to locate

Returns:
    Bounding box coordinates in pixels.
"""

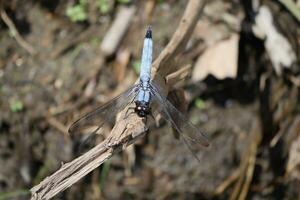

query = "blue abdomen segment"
[140,29,152,83]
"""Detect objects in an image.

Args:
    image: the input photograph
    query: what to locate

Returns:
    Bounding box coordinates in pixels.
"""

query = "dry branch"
[100,6,136,56]
[0,8,36,55]
[30,0,208,199]
[229,119,262,200]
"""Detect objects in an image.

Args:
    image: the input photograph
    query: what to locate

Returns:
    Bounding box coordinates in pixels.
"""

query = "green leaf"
[194,98,206,110]
[0,189,29,200]
[10,100,23,112]
[66,4,87,22]
[156,0,165,3]
[132,60,140,74]
[79,0,87,5]
[117,0,131,4]
[90,37,101,47]
[97,0,110,14]
[100,161,111,190]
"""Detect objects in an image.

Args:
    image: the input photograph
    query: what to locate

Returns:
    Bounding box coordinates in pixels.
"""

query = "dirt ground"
[0,0,300,200]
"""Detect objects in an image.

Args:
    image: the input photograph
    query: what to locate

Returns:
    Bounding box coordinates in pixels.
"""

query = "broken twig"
[0,8,36,55]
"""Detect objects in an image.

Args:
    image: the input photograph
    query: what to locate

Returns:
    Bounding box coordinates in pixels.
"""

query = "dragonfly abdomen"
[139,26,152,85]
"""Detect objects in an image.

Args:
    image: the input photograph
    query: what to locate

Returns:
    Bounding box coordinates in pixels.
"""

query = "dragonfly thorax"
[135,83,152,117]
[136,80,151,101]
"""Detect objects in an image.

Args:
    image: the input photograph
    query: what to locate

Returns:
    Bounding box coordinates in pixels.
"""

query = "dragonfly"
[69,26,209,159]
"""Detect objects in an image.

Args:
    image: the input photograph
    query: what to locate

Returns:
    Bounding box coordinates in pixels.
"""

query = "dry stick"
[152,0,207,78]
[46,117,69,135]
[50,25,104,59]
[165,64,191,86]
[277,0,300,22]
[238,121,262,200]
[0,9,36,55]
[229,119,262,200]
[215,169,241,195]
[30,0,207,199]
[101,6,136,56]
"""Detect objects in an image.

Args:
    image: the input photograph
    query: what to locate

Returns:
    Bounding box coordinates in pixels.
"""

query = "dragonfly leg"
[123,91,139,119]
[124,106,135,119]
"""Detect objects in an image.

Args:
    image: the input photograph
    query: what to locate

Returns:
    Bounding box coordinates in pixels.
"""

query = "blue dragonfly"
[69,27,209,158]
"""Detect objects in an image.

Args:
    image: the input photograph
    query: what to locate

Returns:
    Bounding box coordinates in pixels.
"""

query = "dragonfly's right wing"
[150,81,209,161]
[68,84,138,136]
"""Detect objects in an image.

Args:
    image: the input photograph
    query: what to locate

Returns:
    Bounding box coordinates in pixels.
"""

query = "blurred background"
[0,0,300,199]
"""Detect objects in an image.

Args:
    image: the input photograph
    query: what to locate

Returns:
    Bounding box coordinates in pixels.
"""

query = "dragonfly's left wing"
[150,81,209,160]
[69,84,138,136]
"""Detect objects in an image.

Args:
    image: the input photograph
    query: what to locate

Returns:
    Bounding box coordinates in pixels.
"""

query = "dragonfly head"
[135,101,150,117]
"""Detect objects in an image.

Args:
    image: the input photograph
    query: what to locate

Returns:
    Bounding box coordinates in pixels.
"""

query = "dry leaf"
[193,20,231,46]
[253,6,296,75]
[192,34,239,81]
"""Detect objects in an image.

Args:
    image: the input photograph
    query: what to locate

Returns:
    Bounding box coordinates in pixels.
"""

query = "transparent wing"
[149,81,209,157]
[68,84,138,135]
